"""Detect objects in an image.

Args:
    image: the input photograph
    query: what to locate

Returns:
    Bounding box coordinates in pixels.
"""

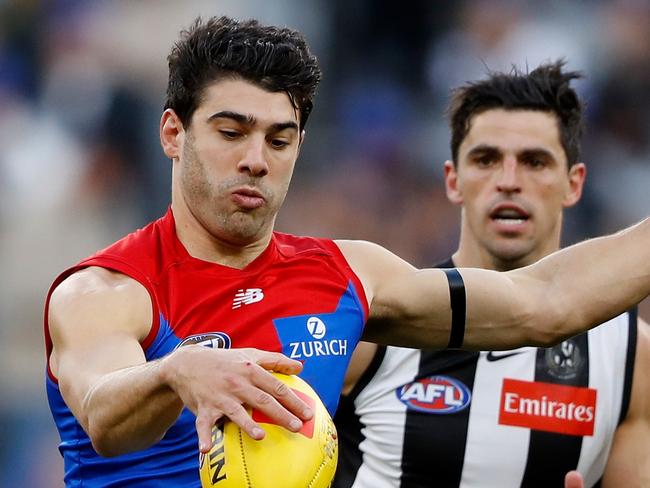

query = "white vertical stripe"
[577,314,629,487]
[346,315,631,488]
[460,348,536,488]
[351,347,421,488]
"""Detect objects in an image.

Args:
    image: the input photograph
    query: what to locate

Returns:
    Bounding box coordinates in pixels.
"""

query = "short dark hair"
[165,16,322,131]
[448,60,585,166]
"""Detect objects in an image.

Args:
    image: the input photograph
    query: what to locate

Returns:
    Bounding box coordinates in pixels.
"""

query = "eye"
[522,155,547,168]
[219,129,241,140]
[475,155,496,167]
[269,138,290,149]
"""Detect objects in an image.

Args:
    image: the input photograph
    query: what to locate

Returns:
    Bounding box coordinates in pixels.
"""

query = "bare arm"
[601,319,650,488]
[341,342,378,395]
[337,218,650,350]
[49,267,311,456]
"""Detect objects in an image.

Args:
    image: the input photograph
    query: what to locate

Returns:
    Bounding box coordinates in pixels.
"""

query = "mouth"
[489,204,530,227]
[231,186,266,210]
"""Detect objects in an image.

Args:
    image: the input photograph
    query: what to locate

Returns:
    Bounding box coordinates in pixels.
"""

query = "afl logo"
[396,375,471,414]
[177,332,232,350]
[306,317,326,339]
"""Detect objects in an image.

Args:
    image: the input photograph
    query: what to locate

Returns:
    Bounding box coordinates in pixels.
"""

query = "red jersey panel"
[44,208,368,487]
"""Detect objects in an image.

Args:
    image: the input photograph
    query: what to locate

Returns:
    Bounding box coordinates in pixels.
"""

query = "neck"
[171,198,273,270]
[451,247,534,272]
[452,224,561,272]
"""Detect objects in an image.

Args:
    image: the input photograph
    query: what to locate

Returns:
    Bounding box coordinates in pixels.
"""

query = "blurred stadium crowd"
[1,0,648,486]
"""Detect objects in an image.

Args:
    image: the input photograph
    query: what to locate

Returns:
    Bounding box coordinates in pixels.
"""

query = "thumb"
[564,470,584,488]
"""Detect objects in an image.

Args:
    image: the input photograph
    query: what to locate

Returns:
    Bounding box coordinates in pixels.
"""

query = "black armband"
[443,268,466,349]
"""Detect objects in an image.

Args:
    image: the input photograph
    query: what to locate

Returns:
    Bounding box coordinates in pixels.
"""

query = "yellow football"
[199,372,338,488]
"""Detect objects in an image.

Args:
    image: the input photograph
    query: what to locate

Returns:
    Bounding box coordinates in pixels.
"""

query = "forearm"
[512,218,650,343]
[65,359,184,457]
[351,221,650,350]
[462,218,650,349]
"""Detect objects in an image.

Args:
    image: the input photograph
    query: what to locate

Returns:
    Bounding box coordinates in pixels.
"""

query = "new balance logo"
[232,288,264,309]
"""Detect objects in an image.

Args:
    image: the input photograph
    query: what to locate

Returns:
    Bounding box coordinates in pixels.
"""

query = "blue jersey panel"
[46,314,202,487]
[274,282,366,414]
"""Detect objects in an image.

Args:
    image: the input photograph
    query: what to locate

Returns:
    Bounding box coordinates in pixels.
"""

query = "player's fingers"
[253,350,304,375]
[195,410,223,453]
[220,399,266,440]
[564,471,584,488]
[251,369,313,423]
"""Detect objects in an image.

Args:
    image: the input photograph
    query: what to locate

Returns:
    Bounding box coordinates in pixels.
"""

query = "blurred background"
[1,0,648,485]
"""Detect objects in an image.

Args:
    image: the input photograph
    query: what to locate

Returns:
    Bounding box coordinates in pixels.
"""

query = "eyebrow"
[207,110,299,133]
[519,148,555,161]
[467,144,556,160]
[466,144,500,157]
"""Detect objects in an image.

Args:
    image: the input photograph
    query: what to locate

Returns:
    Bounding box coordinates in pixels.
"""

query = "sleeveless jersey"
[333,259,637,488]
[44,208,368,487]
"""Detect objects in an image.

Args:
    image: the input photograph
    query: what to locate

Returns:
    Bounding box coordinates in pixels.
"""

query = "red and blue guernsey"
[44,209,368,487]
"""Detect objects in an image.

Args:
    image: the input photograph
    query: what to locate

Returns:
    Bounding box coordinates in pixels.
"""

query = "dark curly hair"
[165,16,322,131]
[448,60,585,167]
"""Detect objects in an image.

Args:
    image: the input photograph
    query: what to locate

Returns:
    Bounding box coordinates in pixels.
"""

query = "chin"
[493,247,537,268]
[487,239,535,262]
[227,217,269,242]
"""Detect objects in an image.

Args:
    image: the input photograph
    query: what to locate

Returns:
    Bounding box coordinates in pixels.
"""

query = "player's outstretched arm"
[338,218,650,350]
[48,267,311,457]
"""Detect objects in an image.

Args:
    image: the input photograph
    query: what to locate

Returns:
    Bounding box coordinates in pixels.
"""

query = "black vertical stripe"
[519,333,590,487]
[594,307,636,488]
[399,349,480,487]
[618,306,637,425]
[331,393,365,488]
[332,346,387,488]
[399,258,479,487]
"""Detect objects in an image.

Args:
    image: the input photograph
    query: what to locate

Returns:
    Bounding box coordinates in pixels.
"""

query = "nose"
[237,137,269,177]
[496,157,521,193]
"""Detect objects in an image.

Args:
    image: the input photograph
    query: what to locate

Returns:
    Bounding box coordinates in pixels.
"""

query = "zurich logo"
[396,375,471,414]
[307,317,326,339]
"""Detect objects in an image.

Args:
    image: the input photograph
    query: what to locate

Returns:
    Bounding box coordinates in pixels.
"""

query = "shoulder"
[334,240,416,274]
[49,267,152,342]
[334,240,416,312]
[334,240,417,304]
[52,266,149,298]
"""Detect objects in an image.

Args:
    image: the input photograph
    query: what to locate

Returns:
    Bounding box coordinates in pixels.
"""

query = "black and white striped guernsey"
[333,260,638,488]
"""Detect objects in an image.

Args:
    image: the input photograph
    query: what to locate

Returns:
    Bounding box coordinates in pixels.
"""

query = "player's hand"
[159,346,313,453]
[564,471,584,488]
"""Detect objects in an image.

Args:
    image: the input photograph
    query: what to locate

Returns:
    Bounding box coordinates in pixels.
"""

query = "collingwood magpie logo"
[232,288,264,309]
[288,317,348,359]
[545,339,583,380]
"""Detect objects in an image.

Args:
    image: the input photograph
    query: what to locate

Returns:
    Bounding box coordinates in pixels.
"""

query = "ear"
[296,130,306,158]
[562,162,587,208]
[444,160,464,205]
[160,109,185,160]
